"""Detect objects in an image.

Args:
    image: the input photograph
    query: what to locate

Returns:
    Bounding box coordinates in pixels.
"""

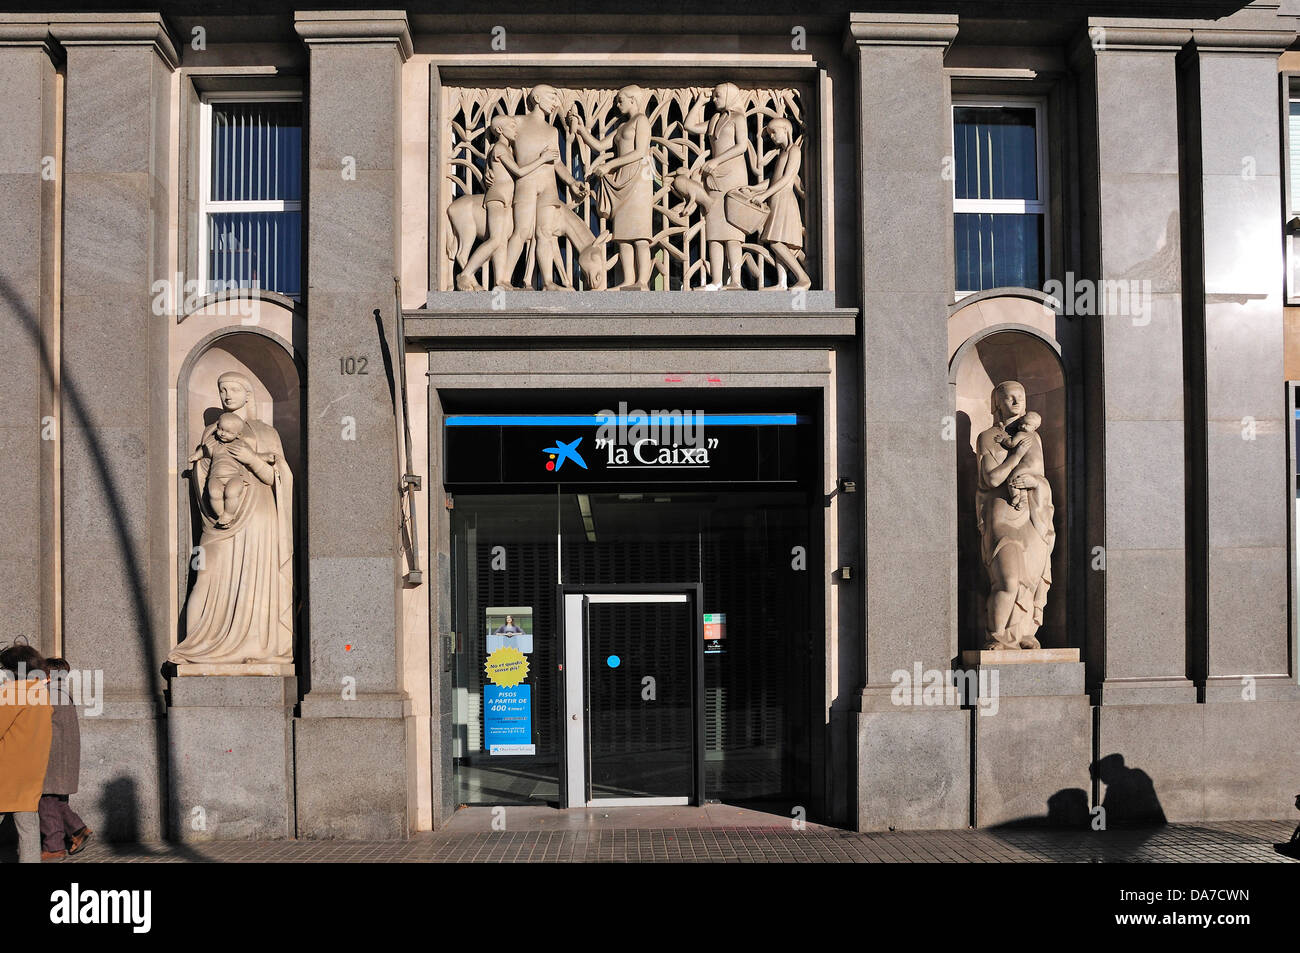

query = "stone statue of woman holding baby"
[974,380,1055,650]
[170,371,294,666]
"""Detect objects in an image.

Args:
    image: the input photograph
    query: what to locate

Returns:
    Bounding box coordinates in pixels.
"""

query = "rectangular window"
[951,99,1048,295]
[199,96,302,299]
[1283,77,1300,303]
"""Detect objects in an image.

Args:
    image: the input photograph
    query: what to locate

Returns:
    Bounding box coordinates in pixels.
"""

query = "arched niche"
[952,327,1067,652]
[175,328,304,637]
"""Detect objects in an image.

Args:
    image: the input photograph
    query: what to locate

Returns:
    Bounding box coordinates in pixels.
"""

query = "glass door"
[562,588,702,807]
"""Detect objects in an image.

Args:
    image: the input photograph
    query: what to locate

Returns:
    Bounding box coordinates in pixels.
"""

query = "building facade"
[2,1,1300,839]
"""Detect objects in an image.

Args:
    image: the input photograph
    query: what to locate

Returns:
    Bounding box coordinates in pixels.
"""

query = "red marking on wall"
[664,375,684,383]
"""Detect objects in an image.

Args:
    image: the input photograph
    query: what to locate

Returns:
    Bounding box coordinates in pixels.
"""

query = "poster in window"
[484,605,534,755]
[486,605,534,654]
[704,612,726,656]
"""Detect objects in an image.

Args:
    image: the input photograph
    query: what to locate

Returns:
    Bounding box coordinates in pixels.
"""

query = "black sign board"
[444,413,810,488]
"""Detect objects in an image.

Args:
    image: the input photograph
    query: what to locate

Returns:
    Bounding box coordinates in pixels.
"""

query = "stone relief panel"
[441,83,813,292]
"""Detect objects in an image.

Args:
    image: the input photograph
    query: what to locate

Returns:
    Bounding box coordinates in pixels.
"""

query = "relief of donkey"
[446,193,610,291]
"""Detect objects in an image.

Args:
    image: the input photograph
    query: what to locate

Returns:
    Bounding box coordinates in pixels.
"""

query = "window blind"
[210,101,302,202]
[208,211,302,297]
[1289,99,1300,211]
[206,100,302,297]
[953,106,1039,202]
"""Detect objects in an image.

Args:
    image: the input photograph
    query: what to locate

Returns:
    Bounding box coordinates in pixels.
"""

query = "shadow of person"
[1273,793,1300,859]
[1046,787,1091,827]
[100,775,140,855]
[1092,753,1166,827]
[991,787,1090,829]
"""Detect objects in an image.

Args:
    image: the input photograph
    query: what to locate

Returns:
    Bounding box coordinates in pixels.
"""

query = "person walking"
[38,658,92,860]
[0,644,53,863]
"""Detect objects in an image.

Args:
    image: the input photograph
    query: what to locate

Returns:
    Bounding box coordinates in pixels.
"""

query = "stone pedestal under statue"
[961,649,1093,828]
[166,674,296,841]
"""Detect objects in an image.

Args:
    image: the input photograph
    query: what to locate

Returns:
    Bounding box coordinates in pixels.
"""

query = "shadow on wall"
[99,776,140,853]
[955,412,980,652]
[1273,793,1300,858]
[0,276,204,856]
[992,753,1168,831]
[0,777,147,860]
[1091,754,1167,827]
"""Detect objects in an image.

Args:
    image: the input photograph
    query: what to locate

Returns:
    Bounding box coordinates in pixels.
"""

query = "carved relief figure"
[997,410,1042,511]
[681,83,751,289]
[170,371,294,666]
[741,118,809,291]
[975,381,1054,650]
[186,412,277,528]
[499,84,590,290]
[567,85,653,290]
[454,115,561,290]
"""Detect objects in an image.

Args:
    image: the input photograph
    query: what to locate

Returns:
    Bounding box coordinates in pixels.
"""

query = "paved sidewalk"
[24,817,1300,863]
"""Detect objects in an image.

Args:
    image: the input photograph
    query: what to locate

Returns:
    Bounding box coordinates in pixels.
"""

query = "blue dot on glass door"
[607,655,621,668]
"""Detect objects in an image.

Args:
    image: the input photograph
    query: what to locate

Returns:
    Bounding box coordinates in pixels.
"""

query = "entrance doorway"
[561,587,703,807]
[441,399,822,817]
[447,490,816,813]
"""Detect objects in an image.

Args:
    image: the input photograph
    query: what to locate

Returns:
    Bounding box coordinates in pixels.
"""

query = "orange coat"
[0,677,53,812]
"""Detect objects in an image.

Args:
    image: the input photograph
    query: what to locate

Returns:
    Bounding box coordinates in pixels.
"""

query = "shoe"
[68,828,93,855]
[42,850,67,862]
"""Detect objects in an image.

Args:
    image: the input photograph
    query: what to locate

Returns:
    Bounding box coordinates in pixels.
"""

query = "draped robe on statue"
[171,410,294,665]
[976,425,1054,646]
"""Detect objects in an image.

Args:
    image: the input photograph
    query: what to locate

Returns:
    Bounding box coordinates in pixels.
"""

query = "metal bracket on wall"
[394,276,423,587]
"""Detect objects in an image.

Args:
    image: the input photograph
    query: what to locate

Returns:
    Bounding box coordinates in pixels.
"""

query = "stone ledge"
[0,18,57,49]
[960,647,1080,666]
[413,291,856,339]
[844,13,959,51]
[86,695,163,720]
[170,674,297,708]
[1099,676,1198,705]
[1203,674,1300,702]
[299,692,408,719]
[45,13,179,68]
[294,10,413,61]
[174,663,295,676]
[407,314,858,339]
[425,288,841,313]
[971,661,1085,698]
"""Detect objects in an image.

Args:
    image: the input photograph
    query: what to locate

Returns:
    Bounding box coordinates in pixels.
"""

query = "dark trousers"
[38,795,86,853]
